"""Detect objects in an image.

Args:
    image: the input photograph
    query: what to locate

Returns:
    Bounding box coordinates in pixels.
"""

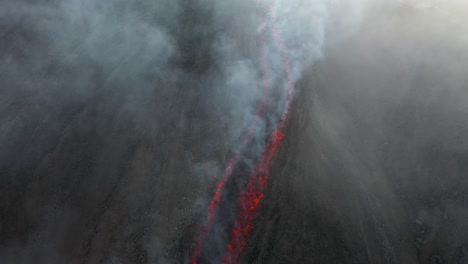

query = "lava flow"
[221,4,295,263]
[191,1,295,263]
[189,10,271,264]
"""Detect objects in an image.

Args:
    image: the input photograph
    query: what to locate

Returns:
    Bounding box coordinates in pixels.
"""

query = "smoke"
[3,0,466,263]
[188,0,372,262]
[0,0,343,262]
[267,2,468,263]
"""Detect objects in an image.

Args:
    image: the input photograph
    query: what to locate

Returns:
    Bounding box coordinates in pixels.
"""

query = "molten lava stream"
[189,17,271,264]
[221,3,296,263]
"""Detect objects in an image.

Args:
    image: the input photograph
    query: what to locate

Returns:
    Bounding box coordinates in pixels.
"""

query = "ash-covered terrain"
[1,0,467,263]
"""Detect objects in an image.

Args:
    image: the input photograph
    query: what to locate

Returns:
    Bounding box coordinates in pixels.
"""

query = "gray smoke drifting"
[183,0,338,262]
[1,0,467,263]
[239,2,468,264]
[0,0,340,262]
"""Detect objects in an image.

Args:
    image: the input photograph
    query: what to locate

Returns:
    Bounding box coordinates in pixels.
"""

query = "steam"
[1,0,339,262]
[0,0,362,262]
[3,0,465,263]
[189,0,372,262]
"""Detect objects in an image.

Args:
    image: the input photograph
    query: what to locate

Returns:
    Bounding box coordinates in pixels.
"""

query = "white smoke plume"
[8,0,462,263]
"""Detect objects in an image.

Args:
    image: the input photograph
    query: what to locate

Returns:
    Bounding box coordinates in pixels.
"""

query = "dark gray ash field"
[1,0,467,263]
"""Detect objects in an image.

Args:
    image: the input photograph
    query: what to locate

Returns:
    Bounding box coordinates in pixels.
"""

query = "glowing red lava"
[189,13,271,264]
[191,1,295,263]
[221,4,295,263]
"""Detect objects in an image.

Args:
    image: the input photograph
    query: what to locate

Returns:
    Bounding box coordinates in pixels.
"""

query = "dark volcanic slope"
[1,1,468,264]
[238,7,468,264]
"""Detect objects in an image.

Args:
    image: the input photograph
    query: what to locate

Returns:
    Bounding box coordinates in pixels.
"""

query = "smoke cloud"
[1,0,467,263]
